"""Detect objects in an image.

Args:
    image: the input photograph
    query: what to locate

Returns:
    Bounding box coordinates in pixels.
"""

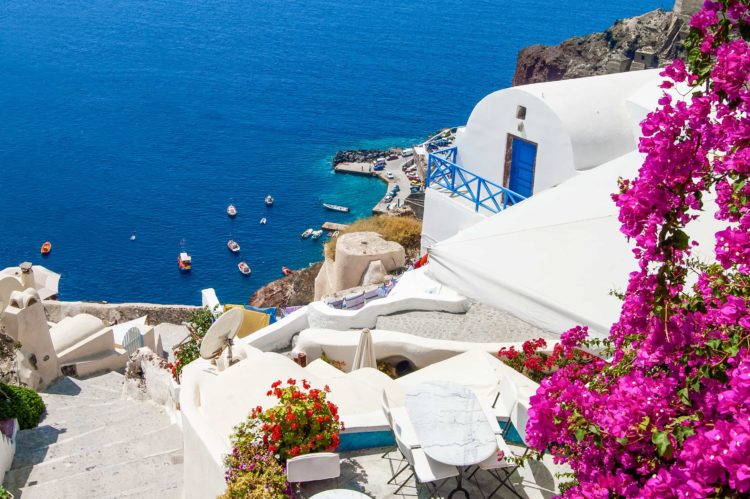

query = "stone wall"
[43,300,199,326]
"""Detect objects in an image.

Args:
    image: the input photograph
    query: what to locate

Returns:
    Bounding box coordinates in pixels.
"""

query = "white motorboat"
[227,239,240,253]
[311,230,323,239]
[227,204,237,217]
[323,203,350,213]
[238,261,251,275]
[265,195,274,207]
[260,217,267,225]
[301,228,313,238]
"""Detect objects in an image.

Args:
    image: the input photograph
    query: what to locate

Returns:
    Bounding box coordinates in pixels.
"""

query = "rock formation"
[248,263,323,309]
[314,232,405,300]
[512,9,689,86]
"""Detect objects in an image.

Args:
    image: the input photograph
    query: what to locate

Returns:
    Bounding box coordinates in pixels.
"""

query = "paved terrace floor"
[376,302,552,343]
[301,445,564,498]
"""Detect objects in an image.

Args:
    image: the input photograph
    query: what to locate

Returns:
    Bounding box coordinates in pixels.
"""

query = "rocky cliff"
[512,9,687,86]
[248,263,323,309]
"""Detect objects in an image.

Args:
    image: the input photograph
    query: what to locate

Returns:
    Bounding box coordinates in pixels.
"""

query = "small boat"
[282,266,293,276]
[311,230,323,240]
[130,231,136,241]
[227,204,237,217]
[260,217,267,225]
[40,241,52,255]
[238,261,251,275]
[301,228,313,239]
[178,252,192,272]
[265,195,274,207]
[227,239,240,253]
[323,203,350,213]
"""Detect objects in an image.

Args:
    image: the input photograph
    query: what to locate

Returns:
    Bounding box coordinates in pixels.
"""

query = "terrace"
[426,148,527,216]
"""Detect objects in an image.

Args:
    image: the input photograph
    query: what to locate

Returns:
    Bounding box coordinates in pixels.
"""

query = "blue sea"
[0,0,667,305]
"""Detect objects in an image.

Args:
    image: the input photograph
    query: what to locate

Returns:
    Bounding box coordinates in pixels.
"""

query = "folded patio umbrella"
[352,328,377,371]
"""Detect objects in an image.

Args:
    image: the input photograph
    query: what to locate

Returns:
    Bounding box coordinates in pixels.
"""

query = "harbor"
[333,150,423,216]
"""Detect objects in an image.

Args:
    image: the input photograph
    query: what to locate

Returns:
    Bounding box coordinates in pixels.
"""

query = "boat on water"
[227,204,237,217]
[311,230,323,239]
[130,231,136,241]
[301,228,313,238]
[323,203,350,213]
[260,217,267,225]
[40,241,52,255]
[178,252,192,272]
[227,239,240,253]
[238,261,251,275]
[282,266,293,276]
[265,195,274,207]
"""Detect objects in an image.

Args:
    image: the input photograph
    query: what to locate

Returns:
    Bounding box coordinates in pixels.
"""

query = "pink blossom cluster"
[526,1,750,496]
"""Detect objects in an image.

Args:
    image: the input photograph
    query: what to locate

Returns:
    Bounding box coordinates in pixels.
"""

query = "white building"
[421,69,663,250]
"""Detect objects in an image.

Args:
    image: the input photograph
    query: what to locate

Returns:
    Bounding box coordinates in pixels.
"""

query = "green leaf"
[616,437,629,445]
[673,229,690,250]
[652,431,673,459]
[575,429,586,442]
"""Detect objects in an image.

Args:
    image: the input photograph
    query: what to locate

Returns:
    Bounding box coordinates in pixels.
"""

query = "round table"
[405,380,497,498]
[309,490,371,499]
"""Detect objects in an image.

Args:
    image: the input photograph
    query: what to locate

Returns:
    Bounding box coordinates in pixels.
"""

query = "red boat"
[282,266,293,276]
[40,241,52,255]
[178,252,192,272]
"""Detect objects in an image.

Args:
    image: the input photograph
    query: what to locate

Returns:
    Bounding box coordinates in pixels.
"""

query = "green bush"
[0,383,46,430]
[0,484,10,499]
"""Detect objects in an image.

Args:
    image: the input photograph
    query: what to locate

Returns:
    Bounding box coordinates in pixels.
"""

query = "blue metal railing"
[426,147,526,214]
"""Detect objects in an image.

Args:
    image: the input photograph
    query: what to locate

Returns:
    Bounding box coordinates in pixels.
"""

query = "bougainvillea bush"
[526,1,750,496]
[236,379,342,462]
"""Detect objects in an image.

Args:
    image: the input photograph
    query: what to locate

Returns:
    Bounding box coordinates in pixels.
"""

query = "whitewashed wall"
[421,188,487,251]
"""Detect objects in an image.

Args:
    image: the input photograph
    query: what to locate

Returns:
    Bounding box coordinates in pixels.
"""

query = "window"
[516,105,527,120]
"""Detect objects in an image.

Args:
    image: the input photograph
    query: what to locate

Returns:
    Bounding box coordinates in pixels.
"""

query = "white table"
[309,490,371,499]
[406,380,497,497]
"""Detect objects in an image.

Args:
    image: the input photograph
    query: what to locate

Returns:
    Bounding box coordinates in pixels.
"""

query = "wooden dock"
[321,222,348,231]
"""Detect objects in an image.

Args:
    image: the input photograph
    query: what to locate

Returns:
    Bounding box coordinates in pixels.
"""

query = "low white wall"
[293,328,559,372]
[0,419,18,483]
[306,293,469,331]
[237,306,310,352]
[421,188,487,252]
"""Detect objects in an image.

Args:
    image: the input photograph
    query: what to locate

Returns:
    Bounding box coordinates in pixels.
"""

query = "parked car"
[387,154,399,161]
[386,171,394,179]
[402,148,414,157]
[373,164,385,171]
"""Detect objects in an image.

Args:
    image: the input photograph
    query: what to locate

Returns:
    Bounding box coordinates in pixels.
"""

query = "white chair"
[467,401,517,498]
[491,376,518,434]
[381,389,420,485]
[391,419,459,498]
[286,453,341,498]
[486,400,531,499]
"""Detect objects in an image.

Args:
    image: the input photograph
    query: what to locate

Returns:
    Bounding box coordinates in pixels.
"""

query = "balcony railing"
[426,147,526,214]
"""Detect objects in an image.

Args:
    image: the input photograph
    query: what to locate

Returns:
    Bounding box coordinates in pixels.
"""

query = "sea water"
[0,0,667,304]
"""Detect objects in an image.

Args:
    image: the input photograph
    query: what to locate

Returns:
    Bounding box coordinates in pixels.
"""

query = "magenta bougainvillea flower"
[526,1,750,496]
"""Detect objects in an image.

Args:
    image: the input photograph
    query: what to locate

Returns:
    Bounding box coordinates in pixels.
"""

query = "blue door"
[508,138,537,198]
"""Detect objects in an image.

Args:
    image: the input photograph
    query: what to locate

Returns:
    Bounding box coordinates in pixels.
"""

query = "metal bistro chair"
[491,375,519,436]
[467,401,517,499]
[391,418,459,499]
[486,400,532,499]
[380,390,420,484]
[286,452,341,498]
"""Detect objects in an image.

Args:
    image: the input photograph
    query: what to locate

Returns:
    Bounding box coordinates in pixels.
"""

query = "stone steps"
[4,372,183,498]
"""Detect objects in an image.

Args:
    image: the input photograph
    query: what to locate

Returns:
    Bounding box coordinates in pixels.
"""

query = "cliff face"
[248,263,323,309]
[513,9,686,86]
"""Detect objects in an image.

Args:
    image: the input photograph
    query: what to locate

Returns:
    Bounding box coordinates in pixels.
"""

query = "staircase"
[3,372,183,498]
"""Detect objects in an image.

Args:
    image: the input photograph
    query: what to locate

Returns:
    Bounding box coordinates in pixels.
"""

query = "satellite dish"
[200,308,244,364]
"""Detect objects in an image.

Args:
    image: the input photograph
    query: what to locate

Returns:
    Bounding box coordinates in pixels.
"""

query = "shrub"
[242,378,342,461]
[221,442,289,499]
[324,215,422,260]
[497,336,599,383]
[168,306,214,382]
[0,485,10,499]
[0,383,45,430]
